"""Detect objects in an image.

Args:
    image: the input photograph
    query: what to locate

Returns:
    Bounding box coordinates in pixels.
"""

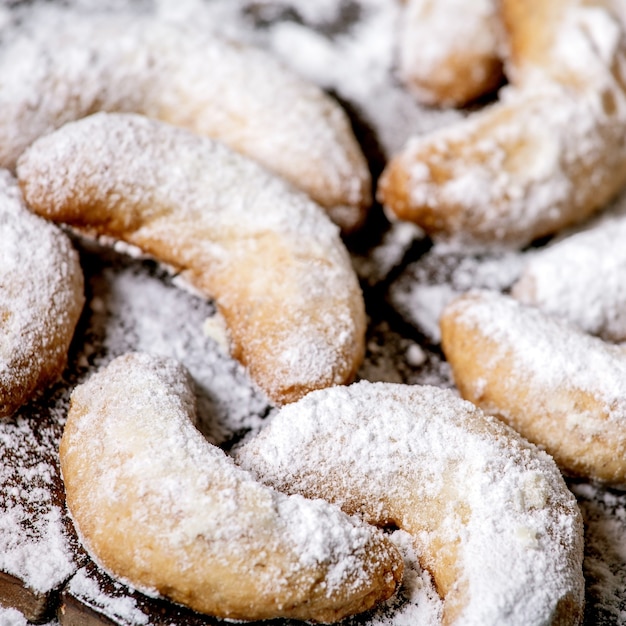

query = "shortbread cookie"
[60,353,403,623]
[0,170,83,418]
[398,0,503,107]
[379,0,626,248]
[17,112,366,406]
[236,382,585,625]
[440,290,626,487]
[0,14,370,231]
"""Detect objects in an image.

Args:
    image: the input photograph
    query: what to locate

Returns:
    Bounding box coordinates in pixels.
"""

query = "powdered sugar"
[513,211,626,342]
[344,530,443,626]
[389,245,525,342]
[0,607,30,626]
[0,396,78,597]
[236,0,464,157]
[0,0,625,623]
[79,244,269,445]
[67,569,149,625]
[448,290,626,415]
[571,482,626,623]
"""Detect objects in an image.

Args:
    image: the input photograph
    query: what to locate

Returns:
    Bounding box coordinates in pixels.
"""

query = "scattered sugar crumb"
[405,343,426,367]
[202,314,231,355]
[68,568,149,625]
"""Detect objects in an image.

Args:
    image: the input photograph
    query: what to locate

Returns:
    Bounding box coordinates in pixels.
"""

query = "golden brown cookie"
[0,170,83,418]
[236,381,585,625]
[441,289,626,487]
[379,0,626,248]
[397,0,503,107]
[17,113,365,403]
[60,353,402,623]
[0,15,370,231]
[17,112,366,406]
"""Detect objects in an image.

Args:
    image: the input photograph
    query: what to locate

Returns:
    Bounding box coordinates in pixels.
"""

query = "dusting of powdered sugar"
[0,607,35,626]
[1,1,626,624]
[0,169,84,418]
[342,530,443,626]
[239,0,464,157]
[352,221,425,287]
[0,170,82,593]
[0,0,466,171]
[67,568,149,625]
[0,394,78,595]
[513,209,626,342]
[570,482,626,624]
[0,5,371,227]
[389,244,526,342]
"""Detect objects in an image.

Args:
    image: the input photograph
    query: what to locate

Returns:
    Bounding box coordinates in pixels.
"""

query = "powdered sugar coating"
[67,568,150,625]
[236,382,585,625]
[343,530,443,626]
[17,112,366,406]
[0,170,84,417]
[0,409,77,597]
[0,11,369,231]
[570,482,626,623]
[60,353,402,622]
[513,213,626,341]
[79,252,269,446]
[0,607,29,626]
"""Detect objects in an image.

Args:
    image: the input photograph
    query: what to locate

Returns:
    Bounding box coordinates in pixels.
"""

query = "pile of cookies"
[2,1,626,625]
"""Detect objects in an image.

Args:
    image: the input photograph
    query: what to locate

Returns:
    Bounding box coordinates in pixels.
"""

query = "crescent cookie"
[379,0,626,248]
[398,0,503,107]
[440,289,626,487]
[60,353,402,623]
[0,170,83,418]
[0,15,370,232]
[512,215,626,342]
[236,382,585,625]
[17,112,366,406]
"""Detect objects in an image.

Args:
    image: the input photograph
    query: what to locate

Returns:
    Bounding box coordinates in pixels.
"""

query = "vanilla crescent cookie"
[60,353,402,622]
[0,170,83,418]
[0,14,370,232]
[379,0,626,248]
[512,214,626,342]
[398,0,503,107]
[440,289,626,487]
[236,382,585,625]
[17,112,366,406]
